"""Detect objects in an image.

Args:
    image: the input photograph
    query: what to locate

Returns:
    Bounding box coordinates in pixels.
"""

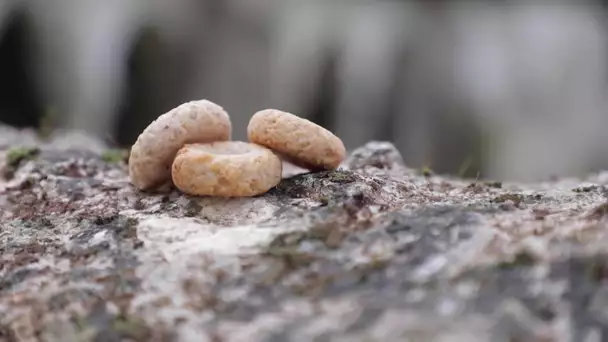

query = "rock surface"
[2,127,608,341]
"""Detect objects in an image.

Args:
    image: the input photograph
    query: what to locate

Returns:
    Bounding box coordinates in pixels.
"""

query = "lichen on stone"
[2,124,608,341]
[5,146,40,167]
[270,170,364,207]
[101,148,129,164]
[2,146,40,179]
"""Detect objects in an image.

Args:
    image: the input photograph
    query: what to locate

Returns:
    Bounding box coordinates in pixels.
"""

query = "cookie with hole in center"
[128,99,232,191]
[247,109,346,171]
[171,141,282,197]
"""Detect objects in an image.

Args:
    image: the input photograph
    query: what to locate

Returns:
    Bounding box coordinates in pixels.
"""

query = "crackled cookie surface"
[171,141,282,197]
[247,109,346,171]
[128,99,231,190]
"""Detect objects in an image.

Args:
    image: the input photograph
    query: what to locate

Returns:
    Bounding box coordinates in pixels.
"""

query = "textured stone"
[1,126,608,341]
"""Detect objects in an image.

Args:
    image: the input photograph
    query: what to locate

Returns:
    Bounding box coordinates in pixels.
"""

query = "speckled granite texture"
[1,126,608,342]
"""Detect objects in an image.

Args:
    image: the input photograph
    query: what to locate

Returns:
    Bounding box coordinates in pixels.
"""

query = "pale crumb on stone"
[171,141,282,197]
[281,161,309,178]
[128,99,232,191]
[247,109,346,171]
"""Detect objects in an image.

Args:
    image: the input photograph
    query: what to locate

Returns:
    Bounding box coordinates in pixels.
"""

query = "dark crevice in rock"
[269,170,360,200]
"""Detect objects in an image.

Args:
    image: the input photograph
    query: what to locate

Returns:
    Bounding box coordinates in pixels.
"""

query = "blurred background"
[1,0,608,182]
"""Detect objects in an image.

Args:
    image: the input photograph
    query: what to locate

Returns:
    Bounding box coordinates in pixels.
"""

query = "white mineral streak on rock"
[4,129,608,341]
[130,210,309,337]
[135,216,299,260]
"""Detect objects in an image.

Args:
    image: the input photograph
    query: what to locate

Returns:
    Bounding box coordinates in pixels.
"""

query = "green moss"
[421,166,433,177]
[6,146,40,168]
[324,170,357,183]
[101,149,128,164]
